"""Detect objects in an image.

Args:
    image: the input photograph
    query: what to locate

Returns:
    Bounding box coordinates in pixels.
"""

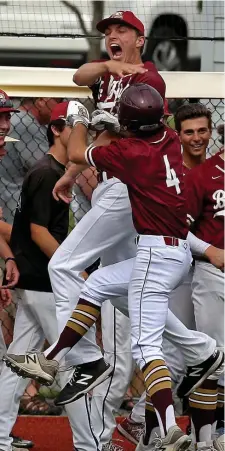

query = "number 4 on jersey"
[163,155,181,194]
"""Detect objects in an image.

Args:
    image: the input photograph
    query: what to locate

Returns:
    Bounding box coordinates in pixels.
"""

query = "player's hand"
[1,259,19,288]
[66,101,90,129]
[52,172,74,203]
[104,60,147,78]
[91,110,120,133]
[204,245,224,272]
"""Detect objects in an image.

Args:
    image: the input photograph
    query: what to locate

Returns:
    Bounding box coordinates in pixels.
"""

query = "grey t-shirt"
[0,111,48,223]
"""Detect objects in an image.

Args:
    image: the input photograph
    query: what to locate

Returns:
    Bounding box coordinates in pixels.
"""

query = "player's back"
[126,126,187,239]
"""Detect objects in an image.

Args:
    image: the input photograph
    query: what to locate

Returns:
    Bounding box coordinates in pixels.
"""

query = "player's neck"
[183,151,206,169]
[48,145,68,167]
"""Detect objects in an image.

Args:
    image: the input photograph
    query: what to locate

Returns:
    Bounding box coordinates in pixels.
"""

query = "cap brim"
[0,107,20,114]
[5,136,20,142]
[97,18,137,33]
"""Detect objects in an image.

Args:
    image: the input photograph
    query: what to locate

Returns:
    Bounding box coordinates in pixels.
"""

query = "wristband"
[5,257,16,264]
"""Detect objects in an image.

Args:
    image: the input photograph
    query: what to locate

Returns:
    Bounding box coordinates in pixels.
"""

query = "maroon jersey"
[86,126,188,239]
[185,151,225,249]
[183,163,191,176]
[90,61,166,114]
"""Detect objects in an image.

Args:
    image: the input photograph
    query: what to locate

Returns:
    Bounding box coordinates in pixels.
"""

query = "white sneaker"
[136,425,191,451]
[213,434,225,451]
[196,441,217,451]
[3,352,58,386]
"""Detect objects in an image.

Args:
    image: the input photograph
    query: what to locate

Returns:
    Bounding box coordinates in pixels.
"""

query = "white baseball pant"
[0,323,6,374]
[79,251,217,427]
[192,261,224,387]
[81,255,216,366]
[48,179,135,450]
[0,289,94,451]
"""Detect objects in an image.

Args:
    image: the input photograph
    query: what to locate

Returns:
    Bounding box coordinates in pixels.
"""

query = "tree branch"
[61,0,90,37]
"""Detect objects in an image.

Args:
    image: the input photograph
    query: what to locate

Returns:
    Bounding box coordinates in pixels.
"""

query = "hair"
[174,103,212,133]
[47,119,66,147]
[217,123,224,145]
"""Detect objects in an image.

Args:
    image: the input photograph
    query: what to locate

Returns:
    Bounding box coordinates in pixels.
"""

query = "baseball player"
[116,103,220,447]
[0,90,34,451]
[183,148,225,451]
[0,102,94,451]
[9,11,167,451]
[5,84,224,451]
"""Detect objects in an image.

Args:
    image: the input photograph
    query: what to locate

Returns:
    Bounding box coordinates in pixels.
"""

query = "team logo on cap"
[0,93,6,101]
[110,11,124,19]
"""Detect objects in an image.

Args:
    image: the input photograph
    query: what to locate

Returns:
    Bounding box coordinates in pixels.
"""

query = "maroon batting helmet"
[118,83,164,132]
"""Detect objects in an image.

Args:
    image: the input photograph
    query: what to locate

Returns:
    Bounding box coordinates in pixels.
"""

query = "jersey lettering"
[213,189,225,218]
[163,154,181,194]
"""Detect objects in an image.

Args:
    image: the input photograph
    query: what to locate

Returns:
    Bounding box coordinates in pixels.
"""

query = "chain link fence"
[0,95,224,416]
[0,1,224,70]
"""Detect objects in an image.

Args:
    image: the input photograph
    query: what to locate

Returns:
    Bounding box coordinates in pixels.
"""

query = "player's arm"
[0,235,20,288]
[73,60,147,86]
[29,170,62,259]
[0,221,12,244]
[67,120,130,183]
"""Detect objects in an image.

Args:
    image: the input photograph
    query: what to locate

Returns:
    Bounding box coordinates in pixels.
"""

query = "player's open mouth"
[110,43,123,59]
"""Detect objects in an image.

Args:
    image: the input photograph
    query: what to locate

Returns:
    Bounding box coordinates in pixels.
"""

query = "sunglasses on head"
[0,99,14,108]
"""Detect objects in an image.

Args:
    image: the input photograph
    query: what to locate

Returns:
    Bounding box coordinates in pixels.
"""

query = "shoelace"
[68,367,81,386]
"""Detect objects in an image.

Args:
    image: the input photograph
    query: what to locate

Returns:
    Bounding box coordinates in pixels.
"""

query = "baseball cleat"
[136,425,191,451]
[3,352,58,386]
[213,434,225,451]
[54,357,113,406]
[117,416,145,445]
[177,350,224,398]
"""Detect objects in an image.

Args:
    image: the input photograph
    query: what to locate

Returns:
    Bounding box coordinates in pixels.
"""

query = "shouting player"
[10,10,167,451]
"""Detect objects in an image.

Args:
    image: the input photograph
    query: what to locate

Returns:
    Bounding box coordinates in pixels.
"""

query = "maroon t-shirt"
[90,61,166,114]
[185,151,225,249]
[86,126,188,239]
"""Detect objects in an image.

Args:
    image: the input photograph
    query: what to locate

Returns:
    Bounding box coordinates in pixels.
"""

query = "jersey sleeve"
[28,168,58,227]
[135,70,166,100]
[85,140,133,185]
[185,166,205,225]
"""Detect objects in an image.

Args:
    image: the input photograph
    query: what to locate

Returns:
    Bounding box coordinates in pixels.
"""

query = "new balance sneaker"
[3,352,58,386]
[213,434,225,451]
[177,350,224,398]
[54,358,113,406]
[136,426,191,451]
[117,416,145,445]
[102,440,124,450]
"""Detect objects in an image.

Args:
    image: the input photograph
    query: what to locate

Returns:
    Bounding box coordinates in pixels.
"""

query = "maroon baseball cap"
[50,101,69,122]
[96,11,145,35]
[0,89,20,114]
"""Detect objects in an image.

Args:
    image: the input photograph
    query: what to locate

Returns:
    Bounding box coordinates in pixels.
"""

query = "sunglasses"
[0,99,14,108]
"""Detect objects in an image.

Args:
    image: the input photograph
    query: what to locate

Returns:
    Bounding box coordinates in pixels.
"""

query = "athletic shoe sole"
[3,355,54,386]
[178,351,224,397]
[55,365,113,405]
[117,423,140,445]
